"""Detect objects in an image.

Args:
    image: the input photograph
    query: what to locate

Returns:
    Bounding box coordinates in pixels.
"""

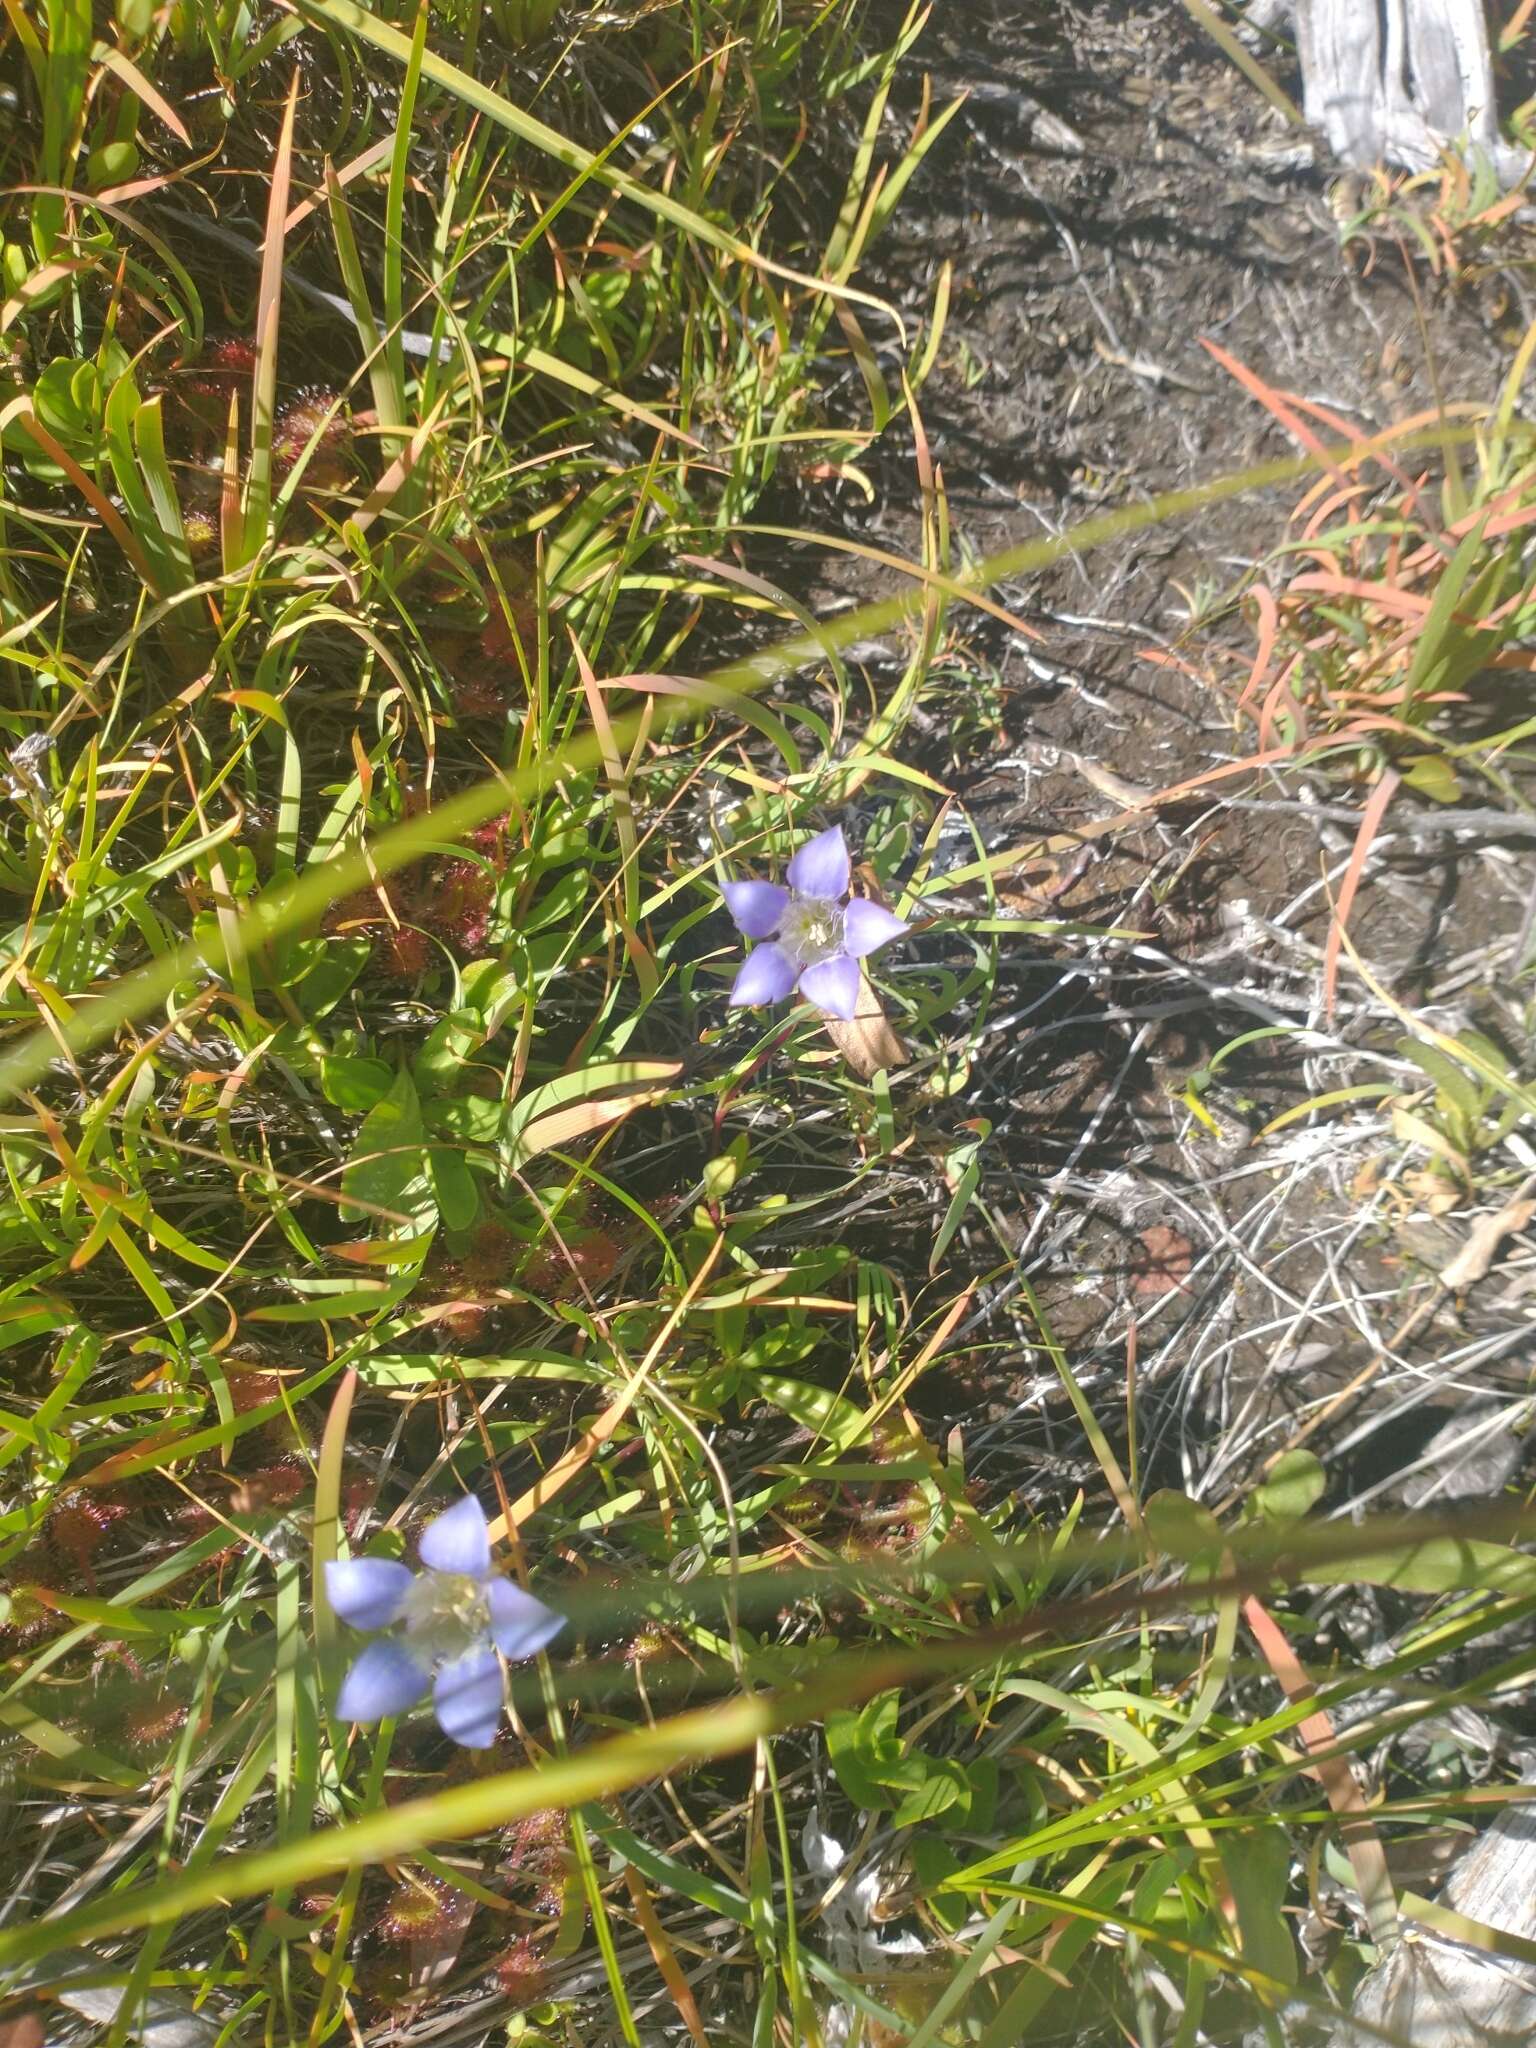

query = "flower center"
[779,895,844,967]
[403,1570,489,1666]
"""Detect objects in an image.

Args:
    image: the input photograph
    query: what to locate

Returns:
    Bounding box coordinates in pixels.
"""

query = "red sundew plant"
[122,1693,192,1755]
[291,1887,340,1928]
[224,1365,301,1434]
[371,1874,475,1951]
[228,1456,310,1517]
[431,1298,496,1350]
[224,1365,283,1410]
[491,1934,550,2005]
[837,1483,936,1563]
[322,807,510,971]
[187,333,259,383]
[465,812,514,861]
[180,495,220,560]
[45,1490,132,1585]
[379,922,434,980]
[477,550,540,667]
[423,856,498,958]
[450,664,522,721]
[503,1808,568,1860]
[171,332,258,445]
[324,884,435,982]
[452,1216,523,1290]
[271,385,353,491]
[322,887,390,935]
[418,1217,521,1345]
[329,861,502,967]
[0,1581,65,1652]
[167,1493,243,1573]
[357,1957,415,2014]
[425,543,540,720]
[338,1469,378,1541]
[474,590,540,673]
[623,1621,679,1668]
[501,1807,569,1894]
[518,1225,623,1302]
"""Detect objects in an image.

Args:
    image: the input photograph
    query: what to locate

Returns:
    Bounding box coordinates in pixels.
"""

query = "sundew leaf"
[1145,1489,1225,1563]
[504,1059,682,1169]
[1224,1821,1299,1988]
[339,1068,431,1229]
[247,1280,419,1324]
[1301,1534,1536,1600]
[583,1808,750,1927]
[0,1696,142,1790]
[1250,1451,1326,1525]
[427,1146,479,1232]
[825,1690,904,1809]
[319,1054,395,1114]
[753,1375,869,1453]
[889,1755,971,1830]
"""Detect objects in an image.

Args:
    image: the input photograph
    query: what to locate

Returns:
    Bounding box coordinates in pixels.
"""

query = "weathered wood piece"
[1241,0,1296,33]
[1251,1,1531,185]
[1328,1800,1536,2046]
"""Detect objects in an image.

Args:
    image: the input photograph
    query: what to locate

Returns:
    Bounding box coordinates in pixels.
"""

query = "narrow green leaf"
[339,1068,429,1226]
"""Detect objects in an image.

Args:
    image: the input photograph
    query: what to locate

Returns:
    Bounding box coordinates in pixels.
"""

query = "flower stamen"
[780,896,844,966]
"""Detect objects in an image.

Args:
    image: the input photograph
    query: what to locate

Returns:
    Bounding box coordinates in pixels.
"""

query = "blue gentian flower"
[326,1495,564,1749]
[724,824,908,1023]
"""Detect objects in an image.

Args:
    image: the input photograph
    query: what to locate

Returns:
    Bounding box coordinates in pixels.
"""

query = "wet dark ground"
[790,0,1536,1515]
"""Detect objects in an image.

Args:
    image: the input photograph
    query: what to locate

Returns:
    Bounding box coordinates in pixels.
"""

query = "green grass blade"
[292,0,905,338]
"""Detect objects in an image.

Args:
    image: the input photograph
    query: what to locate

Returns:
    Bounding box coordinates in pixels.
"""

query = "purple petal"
[729,941,798,1008]
[325,1557,415,1631]
[434,1644,503,1748]
[418,1494,491,1578]
[336,1638,431,1723]
[722,879,789,939]
[798,953,860,1021]
[486,1577,566,1662]
[786,826,850,902]
[842,897,909,960]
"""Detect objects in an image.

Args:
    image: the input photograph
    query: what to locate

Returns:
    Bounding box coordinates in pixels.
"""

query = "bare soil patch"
[815,0,1536,1513]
